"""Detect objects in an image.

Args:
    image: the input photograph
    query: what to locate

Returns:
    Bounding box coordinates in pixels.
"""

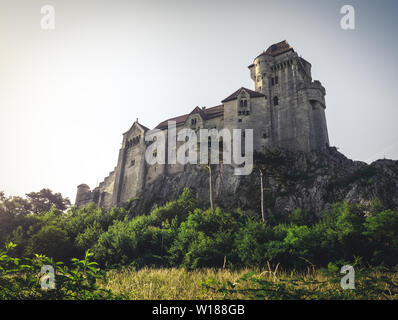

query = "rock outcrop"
[126,147,398,217]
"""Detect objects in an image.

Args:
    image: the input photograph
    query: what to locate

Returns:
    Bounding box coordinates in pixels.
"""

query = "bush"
[169,208,239,269]
[363,209,398,265]
[0,243,122,300]
[26,225,73,262]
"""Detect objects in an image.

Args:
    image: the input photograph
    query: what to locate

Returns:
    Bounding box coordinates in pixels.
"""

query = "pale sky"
[0,0,397,202]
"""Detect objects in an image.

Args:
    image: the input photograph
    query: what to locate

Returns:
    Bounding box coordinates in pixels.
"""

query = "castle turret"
[111,120,150,205]
[75,183,92,208]
[248,40,329,152]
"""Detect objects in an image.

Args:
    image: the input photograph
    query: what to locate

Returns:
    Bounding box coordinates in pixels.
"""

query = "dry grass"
[101,267,253,299]
[99,266,398,300]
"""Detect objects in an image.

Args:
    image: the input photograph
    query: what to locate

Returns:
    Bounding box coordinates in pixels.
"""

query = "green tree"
[169,208,239,269]
[363,209,398,265]
[26,189,71,214]
[26,225,73,262]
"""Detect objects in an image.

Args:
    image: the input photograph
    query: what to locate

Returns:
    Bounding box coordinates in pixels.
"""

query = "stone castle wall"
[75,41,330,209]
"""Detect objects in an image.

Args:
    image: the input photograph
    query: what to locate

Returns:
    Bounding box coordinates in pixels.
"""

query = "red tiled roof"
[155,105,224,130]
[189,106,207,119]
[255,40,294,59]
[221,87,265,103]
[204,104,223,119]
[265,40,293,56]
[155,114,189,130]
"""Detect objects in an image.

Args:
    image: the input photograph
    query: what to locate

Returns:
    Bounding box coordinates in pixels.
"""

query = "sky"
[0,0,397,202]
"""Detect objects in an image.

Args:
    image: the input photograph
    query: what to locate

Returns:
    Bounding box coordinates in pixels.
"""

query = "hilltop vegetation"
[1,188,398,270]
[1,187,398,299]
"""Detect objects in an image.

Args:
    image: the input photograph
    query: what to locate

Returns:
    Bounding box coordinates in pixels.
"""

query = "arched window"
[273,96,279,106]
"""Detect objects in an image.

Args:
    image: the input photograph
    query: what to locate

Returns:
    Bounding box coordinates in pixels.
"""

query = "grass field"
[100,266,398,300]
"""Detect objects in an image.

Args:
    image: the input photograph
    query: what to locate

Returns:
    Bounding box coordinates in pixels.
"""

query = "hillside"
[129,147,398,218]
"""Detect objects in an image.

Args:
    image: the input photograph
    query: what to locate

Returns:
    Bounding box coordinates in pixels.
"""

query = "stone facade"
[75,40,330,208]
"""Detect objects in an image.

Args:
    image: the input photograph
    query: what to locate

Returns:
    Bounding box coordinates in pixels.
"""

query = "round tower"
[250,53,274,95]
[75,183,91,207]
[248,41,296,96]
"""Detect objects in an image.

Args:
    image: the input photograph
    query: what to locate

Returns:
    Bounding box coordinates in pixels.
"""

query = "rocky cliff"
[127,147,398,218]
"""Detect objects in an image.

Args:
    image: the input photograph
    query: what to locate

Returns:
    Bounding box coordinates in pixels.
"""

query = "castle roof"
[265,40,293,56]
[155,87,264,130]
[251,40,294,63]
[155,105,224,130]
[221,87,265,103]
[123,121,150,135]
[188,106,207,119]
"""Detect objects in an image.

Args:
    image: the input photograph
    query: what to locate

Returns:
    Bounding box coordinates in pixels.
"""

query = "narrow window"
[275,76,279,84]
[273,96,279,106]
[271,78,274,86]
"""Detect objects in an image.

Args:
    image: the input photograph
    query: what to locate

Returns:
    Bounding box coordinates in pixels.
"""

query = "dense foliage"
[0,242,122,300]
[1,188,398,272]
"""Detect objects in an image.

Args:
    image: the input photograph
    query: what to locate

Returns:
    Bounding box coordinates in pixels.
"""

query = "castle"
[75,40,330,209]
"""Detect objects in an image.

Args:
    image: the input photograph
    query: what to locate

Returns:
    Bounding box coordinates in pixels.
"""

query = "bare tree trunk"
[260,169,265,223]
[209,165,214,212]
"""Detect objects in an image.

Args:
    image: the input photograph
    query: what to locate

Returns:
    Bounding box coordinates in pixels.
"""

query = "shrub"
[169,208,239,269]
[363,209,398,265]
[0,243,122,300]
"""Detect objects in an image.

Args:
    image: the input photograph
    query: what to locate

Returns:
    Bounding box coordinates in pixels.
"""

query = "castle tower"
[111,121,150,205]
[75,184,92,208]
[222,87,271,153]
[248,40,329,152]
